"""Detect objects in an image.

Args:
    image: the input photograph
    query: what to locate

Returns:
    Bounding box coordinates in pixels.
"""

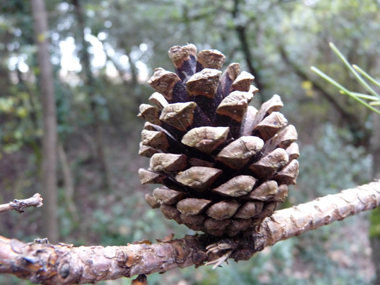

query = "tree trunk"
[370,113,380,284]
[31,0,58,243]
[71,0,111,191]
[372,236,380,285]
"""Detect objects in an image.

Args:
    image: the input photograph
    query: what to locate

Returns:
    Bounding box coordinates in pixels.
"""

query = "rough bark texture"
[0,181,378,284]
[31,0,59,243]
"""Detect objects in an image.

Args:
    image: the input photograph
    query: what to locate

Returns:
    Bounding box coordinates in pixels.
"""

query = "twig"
[0,181,379,284]
[0,193,43,214]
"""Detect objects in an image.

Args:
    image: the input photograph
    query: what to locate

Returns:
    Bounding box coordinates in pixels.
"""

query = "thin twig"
[0,193,43,214]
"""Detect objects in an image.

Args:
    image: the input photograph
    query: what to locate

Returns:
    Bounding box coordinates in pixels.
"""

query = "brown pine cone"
[138,44,299,237]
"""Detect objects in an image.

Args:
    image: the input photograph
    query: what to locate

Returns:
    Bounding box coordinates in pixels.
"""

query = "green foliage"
[296,124,372,200]
[0,93,39,154]
[370,207,380,238]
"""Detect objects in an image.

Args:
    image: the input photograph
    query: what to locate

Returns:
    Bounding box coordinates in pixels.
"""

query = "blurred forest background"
[1,0,380,284]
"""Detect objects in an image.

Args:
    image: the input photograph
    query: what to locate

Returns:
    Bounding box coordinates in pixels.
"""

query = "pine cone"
[138,44,299,237]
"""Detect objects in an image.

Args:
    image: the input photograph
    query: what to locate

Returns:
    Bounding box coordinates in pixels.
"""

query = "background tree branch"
[277,43,371,147]
[1,181,378,284]
[232,0,265,103]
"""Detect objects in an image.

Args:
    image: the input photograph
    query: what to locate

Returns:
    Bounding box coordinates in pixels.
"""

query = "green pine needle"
[310,43,380,116]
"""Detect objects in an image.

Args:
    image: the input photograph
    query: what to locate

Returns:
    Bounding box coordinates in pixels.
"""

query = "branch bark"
[0,194,43,214]
[0,181,379,284]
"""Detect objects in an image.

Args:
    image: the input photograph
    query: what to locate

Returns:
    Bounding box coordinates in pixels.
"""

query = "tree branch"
[232,0,265,103]
[262,180,380,247]
[0,193,43,214]
[58,143,79,224]
[0,181,379,284]
[277,43,374,147]
[277,44,363,127]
